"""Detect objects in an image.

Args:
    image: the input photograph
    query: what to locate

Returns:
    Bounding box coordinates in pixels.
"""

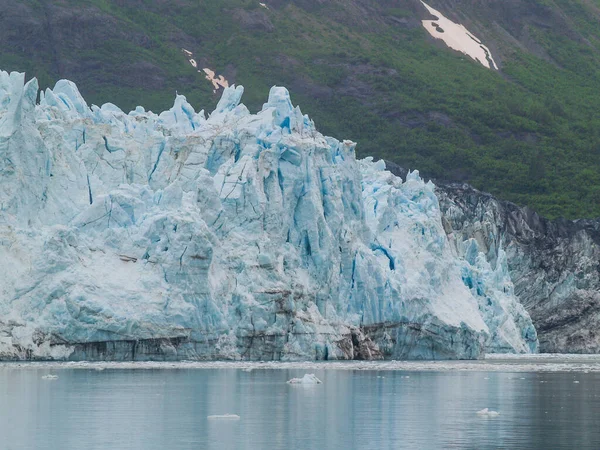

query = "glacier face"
[0,70,537,361]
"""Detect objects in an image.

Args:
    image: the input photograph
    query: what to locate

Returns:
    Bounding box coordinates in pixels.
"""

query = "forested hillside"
[3,0,600,218]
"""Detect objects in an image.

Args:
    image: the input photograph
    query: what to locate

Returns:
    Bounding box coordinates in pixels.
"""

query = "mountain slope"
[2,0,600,219]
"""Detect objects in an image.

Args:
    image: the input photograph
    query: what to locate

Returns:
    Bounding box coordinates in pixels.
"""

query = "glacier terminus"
[0,70,538,361]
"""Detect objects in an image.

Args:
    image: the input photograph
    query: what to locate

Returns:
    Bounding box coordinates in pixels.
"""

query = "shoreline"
[2,354,600,372]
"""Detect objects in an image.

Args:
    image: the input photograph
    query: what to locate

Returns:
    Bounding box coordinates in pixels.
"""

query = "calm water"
[1,365,600,449]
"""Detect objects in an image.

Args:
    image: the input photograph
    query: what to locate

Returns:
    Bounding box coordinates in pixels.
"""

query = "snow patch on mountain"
[420,1,498,70]
[181,48,230,93]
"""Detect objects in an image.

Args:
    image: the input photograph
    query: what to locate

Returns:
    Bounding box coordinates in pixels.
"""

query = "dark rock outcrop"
[436,182,600,353]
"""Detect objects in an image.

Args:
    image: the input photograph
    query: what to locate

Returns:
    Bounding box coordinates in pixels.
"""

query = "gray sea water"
[1,359,600,449]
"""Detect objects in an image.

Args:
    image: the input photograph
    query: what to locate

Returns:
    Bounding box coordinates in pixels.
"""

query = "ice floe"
[287,374,322,384]
[207,414,240,420]
[476,408,500,417]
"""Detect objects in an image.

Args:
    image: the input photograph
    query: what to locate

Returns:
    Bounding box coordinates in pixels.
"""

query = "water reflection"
[1,369,599,449]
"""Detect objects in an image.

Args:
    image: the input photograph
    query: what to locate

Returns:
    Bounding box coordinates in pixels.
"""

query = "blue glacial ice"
[0,71,538,360]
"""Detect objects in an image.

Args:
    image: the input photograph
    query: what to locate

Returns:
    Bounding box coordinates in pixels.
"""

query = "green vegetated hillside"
[2,0,600,219]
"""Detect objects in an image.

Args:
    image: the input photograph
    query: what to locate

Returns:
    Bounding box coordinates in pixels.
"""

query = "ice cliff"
[435,182,600,353]
[0,70,537,361]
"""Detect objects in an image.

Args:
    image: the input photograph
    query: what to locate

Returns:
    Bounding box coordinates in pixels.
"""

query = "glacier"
[0,70,537,361]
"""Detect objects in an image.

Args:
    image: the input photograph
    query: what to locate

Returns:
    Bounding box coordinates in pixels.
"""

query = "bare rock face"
[335,328,384,361]
[435,181,600,353]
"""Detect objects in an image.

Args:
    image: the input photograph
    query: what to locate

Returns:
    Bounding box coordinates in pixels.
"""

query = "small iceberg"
[287,374,322,385]
[41,374,59,380]
[207,414,240,420]
[476,408,500,417]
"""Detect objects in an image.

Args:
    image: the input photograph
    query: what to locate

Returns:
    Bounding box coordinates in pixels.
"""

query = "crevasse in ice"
[0,71,537,360]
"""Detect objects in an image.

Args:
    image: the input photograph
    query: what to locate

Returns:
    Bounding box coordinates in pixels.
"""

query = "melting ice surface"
[0,70,535,361]
[420,1,498,70]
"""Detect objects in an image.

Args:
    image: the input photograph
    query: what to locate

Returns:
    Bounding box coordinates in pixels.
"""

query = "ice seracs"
[0,69,537,361]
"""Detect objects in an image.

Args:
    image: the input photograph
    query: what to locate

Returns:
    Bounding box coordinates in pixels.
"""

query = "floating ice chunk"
[287,374,322,384]
[476,408,500,417]
[41,374,58,380]
[207,414,240,420]
[573,380,580,384]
